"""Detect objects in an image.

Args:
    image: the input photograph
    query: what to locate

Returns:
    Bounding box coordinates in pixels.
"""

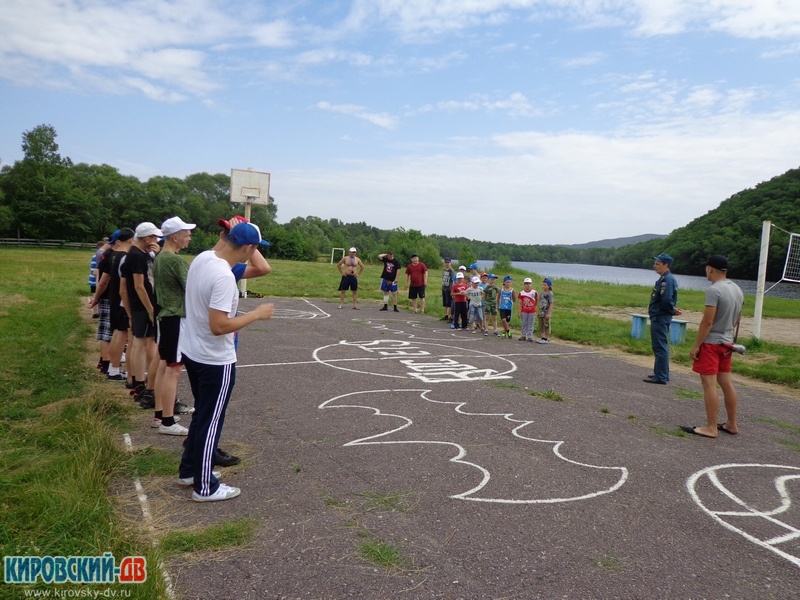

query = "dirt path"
[587,306,800,346]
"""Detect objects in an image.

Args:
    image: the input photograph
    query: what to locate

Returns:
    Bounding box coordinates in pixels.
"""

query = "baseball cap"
[349,247,357,252]
[480,272,488,277]
[469,263,478,270]
[455,272,464,278]
[161,216,196,237]
[488,273,498,279]
[410,253,418,258]
[653,253,673,266]
[116,228,135,243]
[523,277,533,284]
[217,215,248,231]
[703,254,728,271]
[227,222,270,247]
[471,276,480,283]
[458,265,467,271]
[109,229,121,244]
[503,275,512,282]
[134,222,163,240]
[444,257,451,262]
[543,278,553,286]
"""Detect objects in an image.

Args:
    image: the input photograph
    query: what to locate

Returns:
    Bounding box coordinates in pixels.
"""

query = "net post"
[752,220,771,341]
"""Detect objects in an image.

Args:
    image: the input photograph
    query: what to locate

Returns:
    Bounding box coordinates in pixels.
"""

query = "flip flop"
[680,425,716,439]
[717,423,737,435]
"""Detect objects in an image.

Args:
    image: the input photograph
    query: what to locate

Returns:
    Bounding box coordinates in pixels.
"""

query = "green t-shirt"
[153,251,190,318]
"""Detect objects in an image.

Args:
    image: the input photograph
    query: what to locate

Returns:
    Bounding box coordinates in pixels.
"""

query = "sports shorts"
[408,285,426,299]
[499,309,512,323]
[692,343,733,376]
[381,279,398,292]
[338,274,358,291]
[157,316,183,365]
[441,289,452,307]
[131,310,156,339]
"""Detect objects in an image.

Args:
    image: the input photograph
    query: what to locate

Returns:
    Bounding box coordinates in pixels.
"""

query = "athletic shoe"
[137,390,155,409]
[192,483,241,502]
[518,336,526,341]
[527,336,534,341]
[159,423,189,436]
[450,323,456,329]
[484,330,489,336]
[393,306,399,312]
[380,305,388,311]
[493,331,499,336]
[178,471,220,486]
[120,353,126,364]
[151,416,181,428]
[440,316,449,321]
[174,399,194,415]
[214,448,241,467]
[106,373,127,382]
[537,339,549,344]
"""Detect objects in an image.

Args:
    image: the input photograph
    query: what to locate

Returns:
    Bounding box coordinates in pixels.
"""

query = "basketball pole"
[752,220,771,341]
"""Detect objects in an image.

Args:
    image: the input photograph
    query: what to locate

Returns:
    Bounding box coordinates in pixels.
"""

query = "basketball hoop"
[230,168,271,298]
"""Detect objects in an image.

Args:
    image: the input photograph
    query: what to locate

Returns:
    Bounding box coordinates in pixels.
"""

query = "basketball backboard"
[230,168,270,206]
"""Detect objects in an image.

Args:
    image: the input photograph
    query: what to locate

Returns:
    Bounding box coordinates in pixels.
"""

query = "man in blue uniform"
[644,253,681,384]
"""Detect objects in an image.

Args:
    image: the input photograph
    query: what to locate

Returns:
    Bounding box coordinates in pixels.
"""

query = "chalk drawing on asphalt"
[319,389,629,504]
[312,339,516,383]
[687,463,800,568]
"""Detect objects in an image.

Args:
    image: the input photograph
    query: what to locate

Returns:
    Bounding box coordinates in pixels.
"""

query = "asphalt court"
[139,296,800,599]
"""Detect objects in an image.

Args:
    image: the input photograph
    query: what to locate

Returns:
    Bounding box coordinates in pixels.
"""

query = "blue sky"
[2,1,800,245]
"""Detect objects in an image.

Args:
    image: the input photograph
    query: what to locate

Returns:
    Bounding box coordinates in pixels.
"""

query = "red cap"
[217,215,248,231]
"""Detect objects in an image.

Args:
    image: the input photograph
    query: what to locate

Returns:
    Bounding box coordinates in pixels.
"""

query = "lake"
[475,260,800,300]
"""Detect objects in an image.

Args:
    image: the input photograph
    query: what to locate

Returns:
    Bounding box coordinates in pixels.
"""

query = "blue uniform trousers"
[650,317,671,383]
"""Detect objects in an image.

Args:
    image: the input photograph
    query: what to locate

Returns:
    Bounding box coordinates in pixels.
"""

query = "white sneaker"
[158,423,188,436]
[192,483,241,502]
[151,416,180,428]
[120,352,126,364]
[178,470,221,486]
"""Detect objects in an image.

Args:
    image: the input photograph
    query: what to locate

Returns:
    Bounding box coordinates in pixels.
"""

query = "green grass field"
[0,247,797,597]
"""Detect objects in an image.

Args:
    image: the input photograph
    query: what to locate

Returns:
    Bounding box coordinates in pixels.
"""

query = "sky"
[1,1,800,246]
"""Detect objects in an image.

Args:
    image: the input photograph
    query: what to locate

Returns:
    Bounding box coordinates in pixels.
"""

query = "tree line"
[1,125,797,279]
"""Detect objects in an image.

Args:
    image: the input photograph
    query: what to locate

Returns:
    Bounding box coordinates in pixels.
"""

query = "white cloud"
[316,101,400,129]
[274,109,800,245]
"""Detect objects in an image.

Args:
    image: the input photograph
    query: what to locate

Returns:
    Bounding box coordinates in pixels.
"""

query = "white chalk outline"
[272,298,330,319]
[686,463,800,568]
[312,339,517,382]
[319,389,629,504]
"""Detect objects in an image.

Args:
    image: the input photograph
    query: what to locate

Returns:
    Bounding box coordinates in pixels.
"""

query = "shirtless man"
[337,247,365,309]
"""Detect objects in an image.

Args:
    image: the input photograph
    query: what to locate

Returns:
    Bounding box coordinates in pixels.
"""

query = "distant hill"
[567,233,666,250]
[610,167,800,280]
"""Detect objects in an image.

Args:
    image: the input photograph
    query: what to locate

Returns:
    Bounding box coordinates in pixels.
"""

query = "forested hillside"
[1,125,797,280]
[612,168,800,280]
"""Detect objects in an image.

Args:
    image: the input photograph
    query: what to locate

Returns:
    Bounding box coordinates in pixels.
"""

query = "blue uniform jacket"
[648,271,678,321]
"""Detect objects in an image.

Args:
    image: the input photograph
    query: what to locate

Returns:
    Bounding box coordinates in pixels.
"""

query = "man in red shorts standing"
[682,255,744,439]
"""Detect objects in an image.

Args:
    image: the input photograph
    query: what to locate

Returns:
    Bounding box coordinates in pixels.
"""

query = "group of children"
[444,264,555,343]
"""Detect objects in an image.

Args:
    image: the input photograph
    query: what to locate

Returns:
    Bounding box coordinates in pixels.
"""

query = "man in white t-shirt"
[178,223,275,502]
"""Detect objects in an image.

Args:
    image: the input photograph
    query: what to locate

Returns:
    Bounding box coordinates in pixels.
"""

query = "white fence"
[0,238,96,249]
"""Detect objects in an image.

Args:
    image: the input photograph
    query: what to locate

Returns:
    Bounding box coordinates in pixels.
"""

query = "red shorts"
[692,343,732,376]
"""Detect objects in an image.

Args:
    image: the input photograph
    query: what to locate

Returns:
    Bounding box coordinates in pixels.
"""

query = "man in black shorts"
[377,250,401,312]
[123,222,163,408]
[336,247,364,309]
[405,254,428,314]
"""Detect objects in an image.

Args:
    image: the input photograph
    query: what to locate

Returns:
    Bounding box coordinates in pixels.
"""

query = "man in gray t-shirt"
[682,255,744,439]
